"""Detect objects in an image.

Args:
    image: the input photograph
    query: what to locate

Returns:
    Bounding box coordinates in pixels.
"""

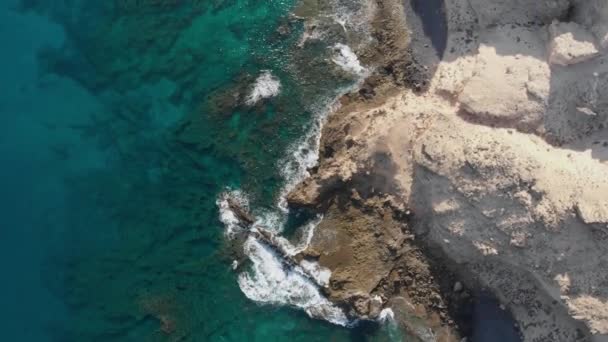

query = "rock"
[549,21,600,66]
[458,25,550,130]
[388,296,460,342]
[576,189,608,224]
[286,0,608,340]
[226,198,255,226]
[285,179,321,209]
[369,295,383,318]
[576,107,598,117]
[350,293,371,317]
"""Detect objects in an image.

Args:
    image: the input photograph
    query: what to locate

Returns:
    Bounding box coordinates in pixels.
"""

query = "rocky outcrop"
[287,0,608,341]
[549,21,600,66]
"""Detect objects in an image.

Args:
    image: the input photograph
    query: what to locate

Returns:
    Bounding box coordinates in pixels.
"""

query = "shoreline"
[283,0,608,341]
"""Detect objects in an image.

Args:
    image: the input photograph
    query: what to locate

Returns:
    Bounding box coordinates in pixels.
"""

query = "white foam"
[216,190,249,237]
[217,192,346,324]
[238,237,349,326]
[258,216,321,256]
[277,124,322,212]
[300,259,332,287]
[331,43,367,76]
[329,0,376,43]
[217,32,370,329]
[246,71,281,105]
[293,217,321,254]
[277,97,344,213]
[378,308,395,323]
[378,307,406,342]
[298,23,324,47]
[253,209,284,234]
[298,0,375,48]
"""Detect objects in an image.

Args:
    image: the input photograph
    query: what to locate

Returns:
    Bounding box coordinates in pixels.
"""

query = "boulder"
[549,21,600,66]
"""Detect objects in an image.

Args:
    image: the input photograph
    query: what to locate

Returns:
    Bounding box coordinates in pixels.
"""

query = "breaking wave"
[300,259,332,287]
[237,237,349,326]
[216,62,371,325]
[216,0,375,327]
[246,71,281,105]
[332,43,367,76]
[216,190,249,238]
[378,308,395,323]
[378,307,404,342]
[277,83,361,212]
[216,188,349,324]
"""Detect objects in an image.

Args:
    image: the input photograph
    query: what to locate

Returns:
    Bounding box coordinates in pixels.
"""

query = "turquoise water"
[0,0,398,340]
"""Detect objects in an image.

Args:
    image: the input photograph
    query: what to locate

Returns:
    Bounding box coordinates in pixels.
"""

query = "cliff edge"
[288,0,608,341]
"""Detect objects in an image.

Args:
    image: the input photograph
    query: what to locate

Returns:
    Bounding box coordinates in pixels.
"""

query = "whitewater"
[246,71,281,105]
[217,6,371,327]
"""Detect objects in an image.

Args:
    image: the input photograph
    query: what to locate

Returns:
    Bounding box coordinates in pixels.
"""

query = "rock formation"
[287,0,608,340]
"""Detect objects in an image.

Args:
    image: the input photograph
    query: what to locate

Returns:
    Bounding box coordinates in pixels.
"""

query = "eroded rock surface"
[287,0,608,340]
[549,21,600,66]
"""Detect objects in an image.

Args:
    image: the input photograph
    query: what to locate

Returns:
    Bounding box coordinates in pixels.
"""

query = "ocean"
[0,0,399,340]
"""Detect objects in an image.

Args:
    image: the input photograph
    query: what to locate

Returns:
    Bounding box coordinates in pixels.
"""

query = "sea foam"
[216,190,249,237]
[237,237,349,326]
[277,96,346,213]
[246,71,281,105]
[218,88,359,325]
[217,25,370,328]
[332,43,367,76]
[300,259,332,287]
[378,308,395,323]
[217,190,347,325]
[378,307,405,342]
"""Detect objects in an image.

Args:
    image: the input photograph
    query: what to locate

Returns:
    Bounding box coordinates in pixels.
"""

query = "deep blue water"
[0,2,93,338]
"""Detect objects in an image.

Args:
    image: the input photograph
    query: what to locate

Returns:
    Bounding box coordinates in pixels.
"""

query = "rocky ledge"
[287,0,608,341]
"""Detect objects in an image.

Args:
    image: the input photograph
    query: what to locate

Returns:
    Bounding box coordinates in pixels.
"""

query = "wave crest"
[332,43,367,76]
[246,71,281,105]
[237,237,349,326]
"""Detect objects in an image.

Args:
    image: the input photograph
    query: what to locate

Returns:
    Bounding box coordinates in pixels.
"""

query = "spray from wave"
[331,43,368,76]
[246,71,281,105]
[237,237,348,325]
[217,191,349,325]
[216,190,249,238]
[299,0,376,50]
[378,308,405,342]
[378,308,395,323]
[216,70,368,326]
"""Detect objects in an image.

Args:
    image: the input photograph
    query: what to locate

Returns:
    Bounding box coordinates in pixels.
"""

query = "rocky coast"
[283,0,608,341]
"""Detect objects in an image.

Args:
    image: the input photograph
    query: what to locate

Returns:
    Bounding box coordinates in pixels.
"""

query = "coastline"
[281,0,608,341]
[7,0,607,340]
[221,0,474,340]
